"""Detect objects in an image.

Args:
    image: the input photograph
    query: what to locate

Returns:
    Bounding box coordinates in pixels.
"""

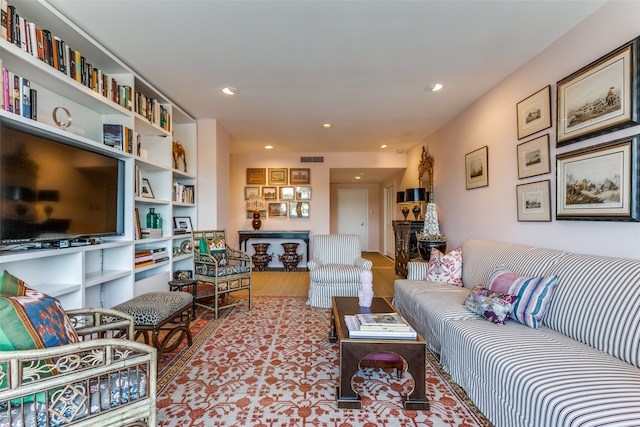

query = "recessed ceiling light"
[264,145,273,149]
[355,176,361,180]
[426,83,443,92]
[380,144,387,148]
[322,123,332,129]
[221,87,239,95]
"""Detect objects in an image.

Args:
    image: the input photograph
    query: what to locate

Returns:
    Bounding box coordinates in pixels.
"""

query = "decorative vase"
[146,208,155,228]
[401,206,410,220]
[412,205,421,220]
[154,212,162,230]
[252,211,262,230]
[279,243,302,271]
[251,243,272,271]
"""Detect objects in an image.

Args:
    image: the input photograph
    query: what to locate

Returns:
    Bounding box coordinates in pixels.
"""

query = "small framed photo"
[279,186,295,200]
[516,85,552,140]
[295,186,312,200]
[290,168,310,184]
[141,178,154,198]
[262,186,277,200]
[173,216,193,232]
[556,135,639,221]
[268,168,288,185]
[244,186,260,200]
[517,134,551,179]
[465,146,489,190]
[516,180,551,222]
[556,36,640,146]
[268,202,288,218]
[289,202,310,219]
[246,168,266,185]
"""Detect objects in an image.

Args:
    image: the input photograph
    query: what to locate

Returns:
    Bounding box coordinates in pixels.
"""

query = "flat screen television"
[0,119,125,246]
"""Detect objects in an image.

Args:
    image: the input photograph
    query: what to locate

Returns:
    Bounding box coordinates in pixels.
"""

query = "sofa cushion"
[487,266,558,329]
[463,285,517,324]
[309,264,365,284]
[425,246,463,286]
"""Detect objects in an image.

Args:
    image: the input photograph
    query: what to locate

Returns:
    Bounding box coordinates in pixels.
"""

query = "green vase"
[146,208,155,228]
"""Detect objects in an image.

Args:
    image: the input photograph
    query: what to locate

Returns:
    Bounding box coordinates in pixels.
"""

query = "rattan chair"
[191,229,252,318]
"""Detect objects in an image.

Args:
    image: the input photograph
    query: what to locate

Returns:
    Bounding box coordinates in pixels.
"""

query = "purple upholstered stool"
[360,352,404,378]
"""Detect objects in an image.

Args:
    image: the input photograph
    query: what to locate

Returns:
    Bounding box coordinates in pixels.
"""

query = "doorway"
[337,189,368,251]
[384,184,395,258]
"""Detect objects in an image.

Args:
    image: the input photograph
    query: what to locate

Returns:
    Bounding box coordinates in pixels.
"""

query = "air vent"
[300,156,324,163]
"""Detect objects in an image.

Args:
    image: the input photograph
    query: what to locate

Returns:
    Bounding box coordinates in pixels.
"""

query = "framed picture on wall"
[295,186,311,200]
[279,186,295,200]
[465,146,489,190]
[244,186,260,200]
[517,134,551,179]
[268,202,288,218]
[516,85,552,140]
[268,168,288,185]
[556,135,639,221]
[556,36,640,146]
[290,168,310,184]
[246,168,266,185]
[289,202,310,219]
[516,180,551,222]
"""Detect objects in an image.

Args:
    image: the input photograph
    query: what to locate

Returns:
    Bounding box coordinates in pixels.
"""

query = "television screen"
[0,120,125,245]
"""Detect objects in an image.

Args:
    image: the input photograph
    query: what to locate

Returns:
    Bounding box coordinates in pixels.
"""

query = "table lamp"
[405,188,426,220]
[245,194,266,230]
[396,191,409,220]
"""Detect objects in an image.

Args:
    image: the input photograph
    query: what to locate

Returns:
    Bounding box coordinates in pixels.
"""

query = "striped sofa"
[306,234,373,308]
[393,239,640,427]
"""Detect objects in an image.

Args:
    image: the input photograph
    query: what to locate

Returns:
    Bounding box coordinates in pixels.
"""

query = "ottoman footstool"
[113,291,193,358]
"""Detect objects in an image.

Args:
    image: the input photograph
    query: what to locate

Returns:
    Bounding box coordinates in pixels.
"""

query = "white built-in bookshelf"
[0,0,197,309]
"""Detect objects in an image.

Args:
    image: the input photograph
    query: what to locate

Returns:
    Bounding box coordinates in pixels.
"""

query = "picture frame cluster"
[245,167,311,219]
[511,35,640,222]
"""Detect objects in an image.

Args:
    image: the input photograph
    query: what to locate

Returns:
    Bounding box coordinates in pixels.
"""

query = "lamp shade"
[37,190,60,202]
[396,191,406,203]
[405,188,426,202]
[245,194,266,211]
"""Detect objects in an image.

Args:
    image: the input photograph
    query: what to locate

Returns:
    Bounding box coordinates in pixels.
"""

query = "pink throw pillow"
[425,246,463,286]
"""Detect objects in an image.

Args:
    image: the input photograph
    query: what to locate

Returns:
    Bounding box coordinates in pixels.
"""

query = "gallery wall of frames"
[245,167,312,220]
[507,35,640,223]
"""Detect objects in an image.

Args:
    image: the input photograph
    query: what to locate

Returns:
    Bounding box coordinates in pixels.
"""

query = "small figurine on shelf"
[358,270,374,307]
[172,140,187,172]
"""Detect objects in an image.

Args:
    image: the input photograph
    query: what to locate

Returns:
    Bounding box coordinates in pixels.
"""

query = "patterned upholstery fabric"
[0,370,147,427]
[425,247,463,286]
[113,292,193,326]
[463,285,517,324]
[307,234,372,309]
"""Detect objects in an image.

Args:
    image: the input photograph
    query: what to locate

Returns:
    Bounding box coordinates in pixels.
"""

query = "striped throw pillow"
[487,266,559,329]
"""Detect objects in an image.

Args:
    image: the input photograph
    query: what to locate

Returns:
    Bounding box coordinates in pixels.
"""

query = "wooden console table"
[238,230,310,266]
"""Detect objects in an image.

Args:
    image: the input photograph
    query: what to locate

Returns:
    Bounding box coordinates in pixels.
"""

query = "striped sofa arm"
[355,256,373,270]
[407,261,429,280]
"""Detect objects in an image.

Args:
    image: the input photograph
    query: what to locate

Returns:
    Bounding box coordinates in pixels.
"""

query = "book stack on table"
[344,312,417,340]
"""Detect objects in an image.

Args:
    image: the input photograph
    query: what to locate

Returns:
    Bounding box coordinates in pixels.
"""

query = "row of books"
[140,228,162,239]
[134,247,169,268]
[1,64,37,120]
[1,1,170,129]
[103,124,135,153]
[173,182,195,204]
[344,312,417,340]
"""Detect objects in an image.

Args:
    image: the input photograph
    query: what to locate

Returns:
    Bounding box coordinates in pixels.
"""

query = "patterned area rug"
[157,296,493,426]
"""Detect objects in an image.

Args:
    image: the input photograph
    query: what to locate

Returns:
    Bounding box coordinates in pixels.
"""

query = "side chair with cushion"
[191,230,252,318]
[306,234,373,309]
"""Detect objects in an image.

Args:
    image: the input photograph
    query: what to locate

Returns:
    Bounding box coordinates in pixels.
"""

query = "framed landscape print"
[279,186,295,200]
[295,186,311,200]
[517,134,551,179]
[246,168,266,185]
[556,36,640,146]
[244,186,260,200]
[556,135,639,221]
[516,180,551,222]
[268,168,288,185]
[289,202,310,219]
[465,146,489,190]
[268,202,288,218]
[262,186,277,200]
[290,168,310,184]
[517,85,552,140]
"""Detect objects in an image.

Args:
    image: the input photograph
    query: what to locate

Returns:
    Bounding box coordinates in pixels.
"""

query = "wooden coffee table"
[329,296,429,410]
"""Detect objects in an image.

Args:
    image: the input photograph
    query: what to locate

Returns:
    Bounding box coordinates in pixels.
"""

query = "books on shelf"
[355,312,412,331]
[140,228,162,239]
[173,182,195,204]
[344,315,417,340]
[103,124,133,152]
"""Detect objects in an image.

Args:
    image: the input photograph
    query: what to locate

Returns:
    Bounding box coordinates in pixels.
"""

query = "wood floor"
[251,252,398,298]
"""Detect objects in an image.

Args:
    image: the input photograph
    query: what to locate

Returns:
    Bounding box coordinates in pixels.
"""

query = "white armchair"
[306,234,373,308]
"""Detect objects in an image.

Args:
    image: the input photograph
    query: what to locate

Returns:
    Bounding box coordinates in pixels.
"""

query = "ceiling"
[47,0,605,182]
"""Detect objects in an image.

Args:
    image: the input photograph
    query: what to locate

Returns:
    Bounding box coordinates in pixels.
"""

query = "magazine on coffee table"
[344,315,417,339]
[355,312,412,331]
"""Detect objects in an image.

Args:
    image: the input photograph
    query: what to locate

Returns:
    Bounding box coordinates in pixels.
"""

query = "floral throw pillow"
[425,246,463,286]
[463,285,518,325]
[487,266,559,329]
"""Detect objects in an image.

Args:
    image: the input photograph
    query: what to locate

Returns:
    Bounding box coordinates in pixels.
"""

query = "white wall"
[420,1,640,258]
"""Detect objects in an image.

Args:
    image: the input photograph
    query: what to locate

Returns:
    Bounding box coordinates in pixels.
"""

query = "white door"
[337,189,368,251]
[384,184,396,258]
